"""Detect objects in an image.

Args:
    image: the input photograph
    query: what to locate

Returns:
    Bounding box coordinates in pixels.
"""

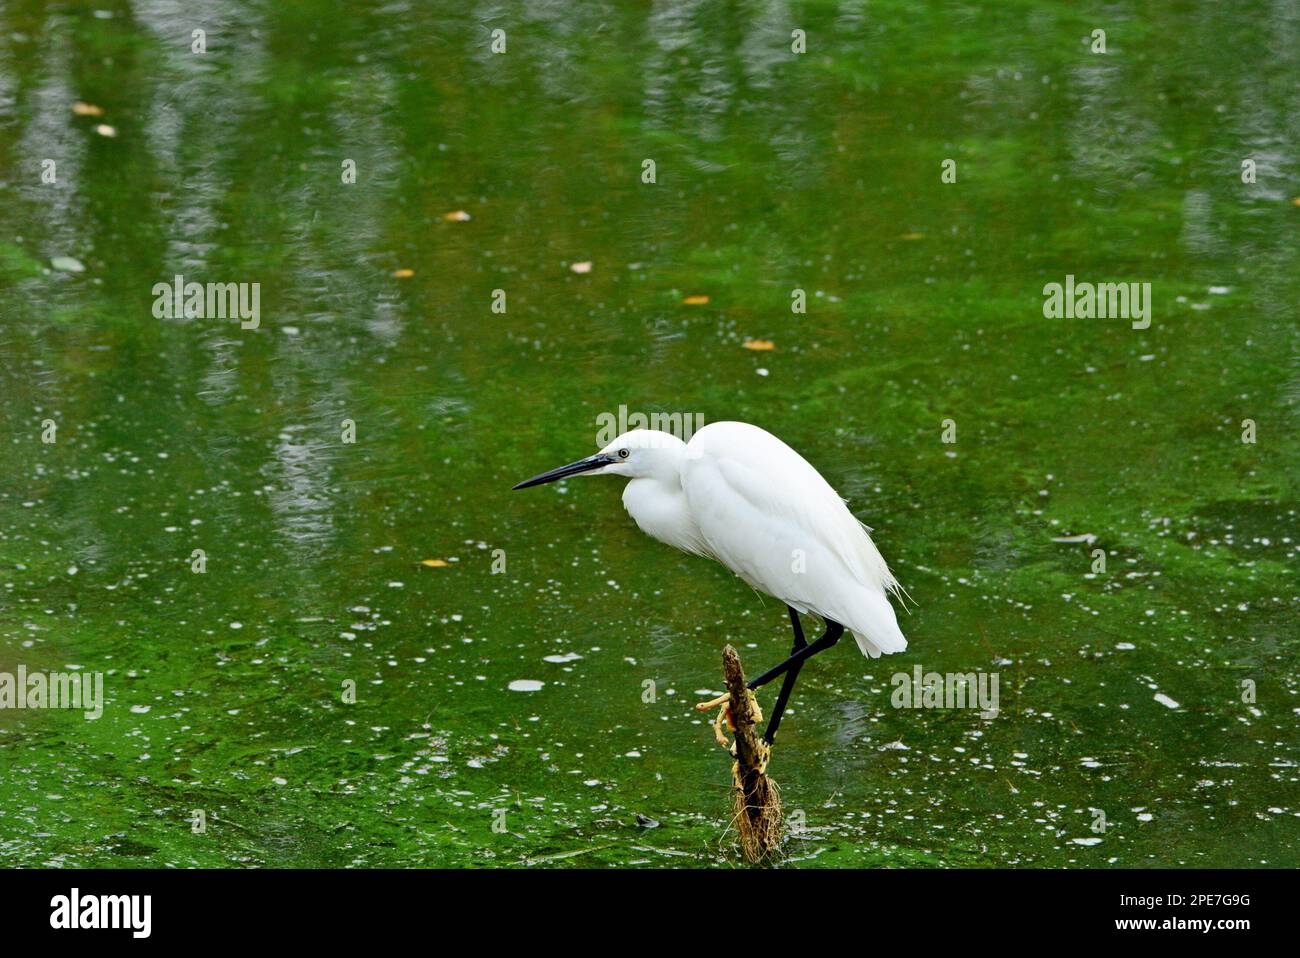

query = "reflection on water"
[0,1,1295,867]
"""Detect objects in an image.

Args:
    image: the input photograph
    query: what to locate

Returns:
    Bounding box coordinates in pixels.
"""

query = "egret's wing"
[682,450,821,605]
[682,422,906,657]
[683,423,896,591]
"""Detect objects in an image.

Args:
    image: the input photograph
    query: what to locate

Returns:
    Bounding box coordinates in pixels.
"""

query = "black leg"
[748,617,842,690]
[761,608,809,744]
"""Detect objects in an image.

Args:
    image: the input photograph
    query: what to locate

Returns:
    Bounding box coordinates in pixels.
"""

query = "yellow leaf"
[72,102,104,117]
[392,268,415,278]
[570,261,593,274]
[443,210,471,222]
[742,339,775,351]
[421,559,449,567]
[1292,197,1300,206]
[682,295,710,305]
[901,232,924,240]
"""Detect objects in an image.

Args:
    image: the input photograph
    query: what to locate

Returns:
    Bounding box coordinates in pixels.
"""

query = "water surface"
[0,0,1296,867]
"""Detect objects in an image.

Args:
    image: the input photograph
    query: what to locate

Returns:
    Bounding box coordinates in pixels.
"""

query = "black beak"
[512,453,615,490]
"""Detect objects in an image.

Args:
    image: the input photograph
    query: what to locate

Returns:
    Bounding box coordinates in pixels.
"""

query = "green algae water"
[0,1,1296,869]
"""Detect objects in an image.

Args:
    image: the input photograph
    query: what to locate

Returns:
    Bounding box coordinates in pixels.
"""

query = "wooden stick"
[722,644,782,862]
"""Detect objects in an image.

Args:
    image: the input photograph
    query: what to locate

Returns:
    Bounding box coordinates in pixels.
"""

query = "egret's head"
[512,429,685,489]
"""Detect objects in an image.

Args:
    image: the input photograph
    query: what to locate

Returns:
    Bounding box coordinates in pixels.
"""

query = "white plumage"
[517,420,907,660]
[617,422,907,658]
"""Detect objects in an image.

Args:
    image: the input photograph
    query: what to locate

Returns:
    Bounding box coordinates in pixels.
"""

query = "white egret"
[513,421,908,745]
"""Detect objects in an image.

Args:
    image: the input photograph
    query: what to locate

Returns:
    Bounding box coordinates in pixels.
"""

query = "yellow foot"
[695,694,733,748]
[695,693,729,712]
[755,740,771,775]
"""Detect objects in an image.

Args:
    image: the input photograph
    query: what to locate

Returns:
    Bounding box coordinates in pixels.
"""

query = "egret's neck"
[620,451,707,557]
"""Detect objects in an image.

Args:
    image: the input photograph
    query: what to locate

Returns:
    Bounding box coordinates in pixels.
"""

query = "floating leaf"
[94,124,117,138]
[420,558,449,567]
[682,294,710,305]
[900,232,924,240]
[443,210,471,222]
[50,256,86,273]
[392,268,415,279]
[72,102,104,117]
[570,261,592,274]
[742,339,775,351]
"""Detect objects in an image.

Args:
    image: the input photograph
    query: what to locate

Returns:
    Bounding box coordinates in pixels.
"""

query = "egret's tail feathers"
[846,589,907,659]
[852,519,907,603]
